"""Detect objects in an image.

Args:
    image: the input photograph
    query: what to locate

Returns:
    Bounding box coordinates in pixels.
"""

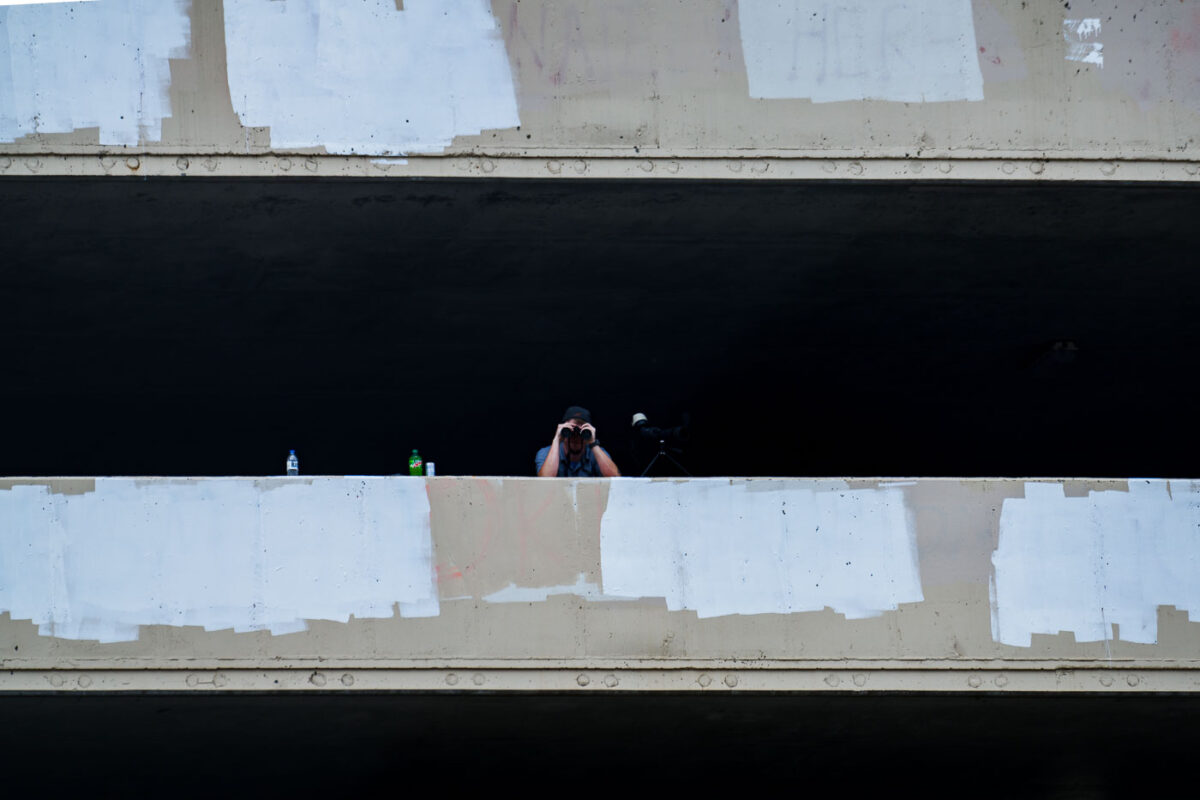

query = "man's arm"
[536,424,570,477]
[590,443,621,477]
[579,423,620,477]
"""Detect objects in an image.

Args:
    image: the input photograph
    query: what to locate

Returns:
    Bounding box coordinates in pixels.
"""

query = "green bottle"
[408,448,424,476]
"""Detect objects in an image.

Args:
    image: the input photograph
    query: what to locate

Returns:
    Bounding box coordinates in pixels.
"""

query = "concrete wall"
[3,476,1199,692]
[1,0,1198,181]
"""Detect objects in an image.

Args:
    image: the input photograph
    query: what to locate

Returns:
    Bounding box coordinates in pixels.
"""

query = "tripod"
[639,438,692,478]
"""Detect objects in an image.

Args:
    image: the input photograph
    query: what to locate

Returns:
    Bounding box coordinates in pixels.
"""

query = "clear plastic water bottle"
[408,449,423,476]
[286,449,299,476]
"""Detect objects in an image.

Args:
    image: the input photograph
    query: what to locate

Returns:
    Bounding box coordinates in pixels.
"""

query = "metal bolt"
[848,162,863,175]
[309,672,327,687]
[304,157,318,172]
[1099,675,1114,687]
[1099,161,1118,176]
[994,675,1009,688]
[48,674,65,688]
[852,673,867,687]
[724,674,738,688]
[749,160,768,174]
[1127,674,1140,687]
[445,673,459,686]
[212,673,229,688]
[341,673,355,687]
[175,157,189,171]
[910,160,925,173]
[472,673,485,686]
[639,160,654,173]
[665,161,680,174]
[938,161,952,174]
[77,675,92,688]
[278,157,292,171]
[968,675,983,688]
[26,158,42,172]
[726,161,745,173]
[824,674,841,687]
[576,674,590,687]
[821,161,838,173]
[572,159,588,174]
[697,674,712,688]
[185,674,199,687]
[546,160,562,174]
[126,156,140,170]
[0,156,11,169]
[480,158,496,173]
[1029,161,1045,175]
[202,158,217,172]
[1001,161,1017,175]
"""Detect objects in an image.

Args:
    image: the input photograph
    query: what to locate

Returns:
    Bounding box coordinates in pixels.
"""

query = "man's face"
[563,418,586,455]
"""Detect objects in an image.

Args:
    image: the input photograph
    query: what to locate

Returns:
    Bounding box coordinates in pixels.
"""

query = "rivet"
[26,157,42,173]
[472,673,485,686]
[639,160,654,173]
[175,157,189,171]
[0,156,11,169]
[99,156,116,171]
[1184,163,1198,176]
[726,161,744,173]
[852,673,867,687]
[185,674,199,687]
[1099,161,1117,176]
[603,674,619,688]
[48,674,65,688]
[848,161,863,175]
[665,161,680,174]
[1099,675,1114,687]
[576,674,590,687]
[821,161,838,173]
[480,158,496,173]
[126,156,140,170]
[202,158,217,172]
[341,673,355,687]
[910,160,925,173]
[1127,674,1140,687]
[697,674,712,688]
[77,675,93,689]
[278,157,292,171]
[445,673,459,686]
[304,157,318,172]
[824,674,841,687]
[994,675,1009,688]
[938,161,952,174]
[546,160,562,174]
[309,671,327,687]
[749,160,768,174]
[1001,161,1017,175]
[1029,161,1045,175]
[968,675,983,688]
[724,674,738,688]
[572,159,587,174]
[212,673,229,688]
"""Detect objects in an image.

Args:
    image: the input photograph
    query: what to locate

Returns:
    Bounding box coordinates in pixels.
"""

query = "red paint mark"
[434,565,464,582]
[979,46,986,53]
[1169,28,1198,53]
[992,56,1003,66]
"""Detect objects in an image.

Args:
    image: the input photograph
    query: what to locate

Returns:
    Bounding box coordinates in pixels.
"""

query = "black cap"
[561,406,592,424]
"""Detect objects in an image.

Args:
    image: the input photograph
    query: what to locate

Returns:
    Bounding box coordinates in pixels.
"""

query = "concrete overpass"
[3,0,1199,791]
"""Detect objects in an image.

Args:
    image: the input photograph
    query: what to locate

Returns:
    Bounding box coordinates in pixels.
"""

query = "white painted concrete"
[991,481,1200,647]
[599,479,924,619]
[738,0,984,102]
[0,478,436,642]
[222,0,520,154]
[0,0,189,145]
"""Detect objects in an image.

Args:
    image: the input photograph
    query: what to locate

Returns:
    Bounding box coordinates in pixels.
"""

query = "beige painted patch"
[0,478,95,496]
[427,478,609,599]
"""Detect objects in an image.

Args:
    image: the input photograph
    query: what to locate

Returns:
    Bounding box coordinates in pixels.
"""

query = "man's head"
[560,406,593,456]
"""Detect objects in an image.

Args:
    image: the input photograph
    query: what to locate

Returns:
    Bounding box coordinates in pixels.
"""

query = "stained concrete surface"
[0,694,1197,795]
[0,178,1198,479]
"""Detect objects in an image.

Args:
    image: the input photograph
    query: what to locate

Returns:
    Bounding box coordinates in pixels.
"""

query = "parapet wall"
[2,476,1199,692]
[1,1,1198,182]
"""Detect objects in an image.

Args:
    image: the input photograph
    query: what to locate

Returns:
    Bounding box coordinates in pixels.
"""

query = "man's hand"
[579,423,597,442]
[555,422,577,442]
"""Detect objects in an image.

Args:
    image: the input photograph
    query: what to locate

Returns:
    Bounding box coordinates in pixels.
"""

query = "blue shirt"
[535,443,610,477]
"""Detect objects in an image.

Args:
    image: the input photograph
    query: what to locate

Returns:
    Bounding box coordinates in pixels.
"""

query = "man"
[535,406,621,477]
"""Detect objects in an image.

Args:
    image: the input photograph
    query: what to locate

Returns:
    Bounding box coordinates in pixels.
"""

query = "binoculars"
[562,425,593,442]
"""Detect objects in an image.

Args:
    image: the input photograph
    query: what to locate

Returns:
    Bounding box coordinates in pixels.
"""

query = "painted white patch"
[0,0,189,145]
[1064,18,1103,68]
[991,481,1200,647]
[482,573,636,604]
[0,478,437,643]
[222,0,520,155]
[599,479,923,619]
[738,0,984,103]
[0,1,98,6]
